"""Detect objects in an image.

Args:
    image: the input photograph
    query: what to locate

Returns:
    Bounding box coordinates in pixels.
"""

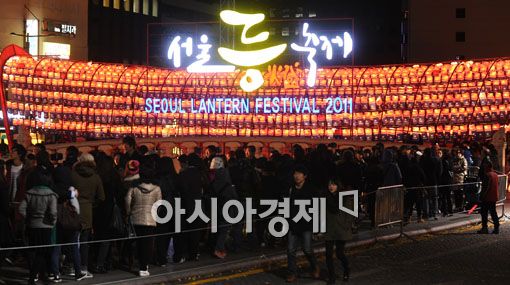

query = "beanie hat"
[126,160,140,176]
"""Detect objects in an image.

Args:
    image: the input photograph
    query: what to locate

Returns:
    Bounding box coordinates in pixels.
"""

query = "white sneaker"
[139,270,150,277]
[80,271,93,279]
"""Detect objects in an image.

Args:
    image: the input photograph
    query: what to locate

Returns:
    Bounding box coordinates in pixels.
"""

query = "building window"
[123,0,130,11]
[309,11,317,18]
[456,31,465,42]
[25,19,38,56]
[152,0,158,17]
[143,0,149,15]
[113,0,120,9]
[133,0,139,13]
[456,8,465,18]
[103,0,110,7]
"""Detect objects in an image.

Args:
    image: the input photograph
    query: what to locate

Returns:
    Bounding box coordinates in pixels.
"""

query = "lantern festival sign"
[167,10,353,92]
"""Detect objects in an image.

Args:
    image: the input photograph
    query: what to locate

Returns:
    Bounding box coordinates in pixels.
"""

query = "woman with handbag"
[125,158,162,277]
[18,166,58,285]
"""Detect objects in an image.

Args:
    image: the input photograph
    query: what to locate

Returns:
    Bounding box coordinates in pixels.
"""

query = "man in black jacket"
[286,165,320,283]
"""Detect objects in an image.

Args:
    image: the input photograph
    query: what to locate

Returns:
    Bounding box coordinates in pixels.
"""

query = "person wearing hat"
[125,158,162,277]
[208,156,239,259]
[72,153,105,278]
[285,165,320,283]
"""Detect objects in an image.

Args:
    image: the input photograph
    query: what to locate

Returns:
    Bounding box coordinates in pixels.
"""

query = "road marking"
[186,268,264,284]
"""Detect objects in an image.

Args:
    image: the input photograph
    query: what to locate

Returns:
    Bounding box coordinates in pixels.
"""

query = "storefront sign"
[167,10,353,91]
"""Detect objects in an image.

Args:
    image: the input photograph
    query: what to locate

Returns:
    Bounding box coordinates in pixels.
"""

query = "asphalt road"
[189,222,509,285]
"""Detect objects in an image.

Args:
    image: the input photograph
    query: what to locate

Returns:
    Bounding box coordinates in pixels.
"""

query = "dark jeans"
[404,189,423,219]
[480,202,500,230]
[423,186,438,218]
[80,229,92,271]
[287,231,317,275]
[215,221,231,252]
[439,186,453,215]
[62,230,82,275]
[27,228,52,280]
[452,185,464,211]
[155,223,171,264]
[325,240,349,281]
[134,226,155,271]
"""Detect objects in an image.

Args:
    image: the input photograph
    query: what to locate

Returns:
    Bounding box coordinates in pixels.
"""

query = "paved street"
[191,222,509,285]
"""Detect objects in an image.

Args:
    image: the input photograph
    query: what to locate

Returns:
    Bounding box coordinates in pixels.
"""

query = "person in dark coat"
[285,165,320,283]
[72,153,105,277]
[119,136,142,169]
[364,155,383,227]
[91,154,123,273]
[324,178,354,284]
[380,149,402,187]
[209,157,238,259]
[478,161,500,234]
[0,160,14,269]
[154,156,178,266]
[420,148,442,220]
[403,153,427,223]
[336,150,363,191]
[438,149,453,216]
[176,153,208,262]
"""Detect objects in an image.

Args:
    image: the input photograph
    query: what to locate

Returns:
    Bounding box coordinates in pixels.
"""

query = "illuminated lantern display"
[1,48,510,143]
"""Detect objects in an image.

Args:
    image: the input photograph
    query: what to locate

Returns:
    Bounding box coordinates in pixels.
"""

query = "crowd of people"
[0,136,505,284]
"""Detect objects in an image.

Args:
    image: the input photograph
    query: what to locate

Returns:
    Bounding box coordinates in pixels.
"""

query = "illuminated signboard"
[166,10,353,92]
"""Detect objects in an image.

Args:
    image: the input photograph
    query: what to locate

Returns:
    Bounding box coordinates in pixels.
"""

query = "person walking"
[477,161,500,234]
[324,178,353,284]
[285,165,320,283]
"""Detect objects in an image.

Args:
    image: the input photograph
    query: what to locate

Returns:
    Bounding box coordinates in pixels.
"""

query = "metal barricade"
[374,184,408,240]
[496,174,508,219]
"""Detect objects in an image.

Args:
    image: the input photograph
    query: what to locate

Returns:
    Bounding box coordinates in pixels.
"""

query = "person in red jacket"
[478,161,500,234]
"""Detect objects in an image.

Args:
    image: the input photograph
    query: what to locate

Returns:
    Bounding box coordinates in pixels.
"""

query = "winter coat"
[324,189,354,241]
[0,181,13,245]
[287,181,316,234]
[72,161,105,230]
[211,168,238,204]
[179,166,205,221]
[403,160,426,188]
[337,160,363,191]
[53,162,74,199]
[381,151,402,187]
[125,183,162,227]
[18,186,58,229]
[94,170,123,238]
[481,171,499,203]
[440,158,453,186]
[420,155,442,186]
[451,155,468,184]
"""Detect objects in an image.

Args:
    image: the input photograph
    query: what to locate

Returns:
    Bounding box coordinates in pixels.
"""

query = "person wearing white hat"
[208,156,238,259]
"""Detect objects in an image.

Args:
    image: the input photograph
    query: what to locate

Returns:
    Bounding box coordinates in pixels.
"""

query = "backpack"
[57,200,82,231]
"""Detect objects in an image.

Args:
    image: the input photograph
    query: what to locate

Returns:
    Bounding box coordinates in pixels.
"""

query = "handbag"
[57,201,82,231]
[127,216,136,238]
[110,198,127,237]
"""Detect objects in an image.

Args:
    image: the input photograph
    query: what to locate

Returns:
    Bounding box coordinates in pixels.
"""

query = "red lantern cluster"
[2,55,510,142]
